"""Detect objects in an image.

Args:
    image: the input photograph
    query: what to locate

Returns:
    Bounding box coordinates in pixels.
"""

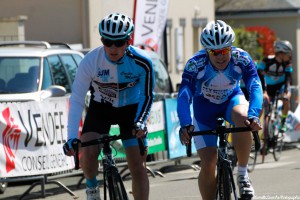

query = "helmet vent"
[118,21,123,32]
[215,32,220,45]
[112,22,116,33]
[106,21,111,32]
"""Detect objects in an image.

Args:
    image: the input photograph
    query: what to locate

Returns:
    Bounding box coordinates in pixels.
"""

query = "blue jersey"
[67,45,155,139]
[177,47,263,127]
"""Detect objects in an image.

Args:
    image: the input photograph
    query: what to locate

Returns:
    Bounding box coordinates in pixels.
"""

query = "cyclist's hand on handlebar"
[179,125,194,145]
[244,117,262,132]
[63,138,81,156]
[132,122,147,138]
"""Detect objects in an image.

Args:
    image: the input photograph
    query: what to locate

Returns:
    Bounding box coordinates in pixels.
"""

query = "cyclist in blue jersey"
[63,13,155,200]
[257,40,293,132]
[177,20,263,200]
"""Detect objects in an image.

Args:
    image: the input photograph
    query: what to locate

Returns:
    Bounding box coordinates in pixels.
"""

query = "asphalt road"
[1,143,300,200]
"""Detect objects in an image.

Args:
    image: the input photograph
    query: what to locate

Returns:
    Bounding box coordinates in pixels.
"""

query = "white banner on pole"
[0,97,74,177]
[133,0,169,52]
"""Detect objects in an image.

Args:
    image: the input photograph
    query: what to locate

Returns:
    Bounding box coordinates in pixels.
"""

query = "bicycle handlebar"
[73,135,146,170]
[186,126,261,157]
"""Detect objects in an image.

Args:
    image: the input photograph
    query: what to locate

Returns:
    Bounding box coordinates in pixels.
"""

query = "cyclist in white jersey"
[63,13,155,200]
[177,20,263,200]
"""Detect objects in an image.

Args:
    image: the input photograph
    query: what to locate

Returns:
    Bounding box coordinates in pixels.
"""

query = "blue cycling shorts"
[192,93,248,150]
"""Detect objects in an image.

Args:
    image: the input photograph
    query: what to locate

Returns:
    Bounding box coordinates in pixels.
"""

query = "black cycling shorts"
[267,82,285,99]
[82,100,138,141]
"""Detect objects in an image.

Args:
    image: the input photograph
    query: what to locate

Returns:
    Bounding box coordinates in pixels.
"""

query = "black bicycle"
[73,135,146,200]
[261,91,285,163]
[186,117,260,200]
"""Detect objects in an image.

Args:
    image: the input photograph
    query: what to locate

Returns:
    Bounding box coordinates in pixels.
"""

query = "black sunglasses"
[101,38,128,47]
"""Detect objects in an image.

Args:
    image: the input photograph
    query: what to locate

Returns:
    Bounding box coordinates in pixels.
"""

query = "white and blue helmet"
[99,13,134,40]
[200,20,235,50]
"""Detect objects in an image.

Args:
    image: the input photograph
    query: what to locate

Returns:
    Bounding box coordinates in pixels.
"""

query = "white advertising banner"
[0,97,74,177]
[133,0,169,52]
[146,101,165,132]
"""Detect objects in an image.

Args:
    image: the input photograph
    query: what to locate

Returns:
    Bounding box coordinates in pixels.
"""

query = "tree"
[233,27,263,61]
[245,26,276,57]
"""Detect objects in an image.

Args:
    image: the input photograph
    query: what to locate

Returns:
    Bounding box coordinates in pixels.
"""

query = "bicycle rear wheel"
[106,167,129,200]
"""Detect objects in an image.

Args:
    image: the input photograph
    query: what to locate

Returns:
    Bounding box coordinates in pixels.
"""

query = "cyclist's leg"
[225,94,251,167]
[193,98,220,200]
[225,94,254,197]
[81,101,111,178]
[119,104,149,200]
[124,144,148,200]
[80,101,112,199]
[197,147,218,200]
[279,84,291,128]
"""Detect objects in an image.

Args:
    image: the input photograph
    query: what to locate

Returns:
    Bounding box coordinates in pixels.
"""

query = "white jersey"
[67,45,155,138]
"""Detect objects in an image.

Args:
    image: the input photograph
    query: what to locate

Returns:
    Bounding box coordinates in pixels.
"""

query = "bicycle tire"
[272,127,284,161]
[261,114,270,163]
[227,145,237,172]
[106,167,128,200]
[247,141,258,173]
[216,162,237,200]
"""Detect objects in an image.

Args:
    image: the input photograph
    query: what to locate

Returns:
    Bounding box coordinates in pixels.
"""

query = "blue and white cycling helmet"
[274,40,293,54]
[200,20,235,50]
[99,13,134,40]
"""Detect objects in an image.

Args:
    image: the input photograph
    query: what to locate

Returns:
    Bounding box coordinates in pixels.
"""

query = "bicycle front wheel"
[106,167,129,200]
[272,127,284,161]
[261,114,270,163]
[216,163,237,200]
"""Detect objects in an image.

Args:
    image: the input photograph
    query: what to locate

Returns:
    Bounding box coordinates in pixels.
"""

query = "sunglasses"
[101,38,128,47]
[207,47,231,56]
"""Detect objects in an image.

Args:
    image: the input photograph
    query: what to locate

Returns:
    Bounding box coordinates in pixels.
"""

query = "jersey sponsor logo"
[186,60,197,72]
[98,69,109,77]
[93,80,138,104]
[232,50,250,66]
[201,72,236,104]
[99,88,117,98]
[94,80,138,91]
[186,57,206,73]
[99,93,115,104]
[120,71,139,79]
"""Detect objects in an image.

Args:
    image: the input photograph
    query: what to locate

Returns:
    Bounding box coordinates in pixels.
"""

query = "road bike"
[73,135,146,200]
[261,91,285,163]
[186,117,260,200]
